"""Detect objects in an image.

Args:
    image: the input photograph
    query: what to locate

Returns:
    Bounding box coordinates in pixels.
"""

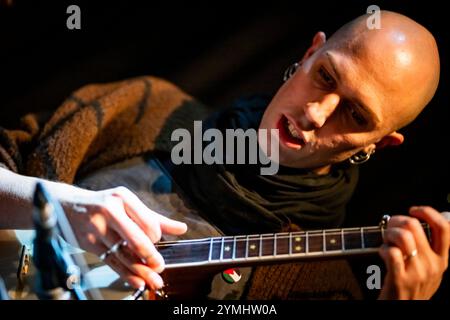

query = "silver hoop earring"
[349,149,375,165]
[283,62,299,82]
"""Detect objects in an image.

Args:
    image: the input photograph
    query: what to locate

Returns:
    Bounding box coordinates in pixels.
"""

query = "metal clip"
[16,245,31,284]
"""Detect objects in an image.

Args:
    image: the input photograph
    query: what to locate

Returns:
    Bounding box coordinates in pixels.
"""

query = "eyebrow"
[325,51,381,126]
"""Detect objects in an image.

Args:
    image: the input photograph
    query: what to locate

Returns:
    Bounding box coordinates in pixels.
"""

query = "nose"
[303,93,340,130]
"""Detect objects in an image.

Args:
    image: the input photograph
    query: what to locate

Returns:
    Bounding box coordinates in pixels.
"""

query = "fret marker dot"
[295,246,302,251]
[295,237,301,242]
[250,244,256,250]
[224,246,231,252]
[330,239,336,244]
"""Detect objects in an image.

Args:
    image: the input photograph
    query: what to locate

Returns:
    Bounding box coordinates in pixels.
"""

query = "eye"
[318,67,336,89]
[348,105,367,126]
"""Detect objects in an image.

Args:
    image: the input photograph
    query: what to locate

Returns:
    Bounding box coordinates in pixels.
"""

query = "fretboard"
[156,224,432,269]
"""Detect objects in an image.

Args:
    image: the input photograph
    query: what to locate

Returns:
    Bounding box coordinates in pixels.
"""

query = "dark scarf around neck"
[173,95,359,235]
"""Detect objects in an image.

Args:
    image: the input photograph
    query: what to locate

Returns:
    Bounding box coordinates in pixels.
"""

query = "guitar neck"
[157,223,432,269]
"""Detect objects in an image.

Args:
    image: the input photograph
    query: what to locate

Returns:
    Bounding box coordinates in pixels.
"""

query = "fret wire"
[322,229,326,252]
[259,234,263,257]
[341,229,345,250]
[289,232,292,256]
[381,226,385,240]
[208,238,213,261]
[306,231,309,253]
[245,235,249,259]
[274,234,277,256]
[232,236,237,260]
[220,237,225,261]
[361,227,365,249]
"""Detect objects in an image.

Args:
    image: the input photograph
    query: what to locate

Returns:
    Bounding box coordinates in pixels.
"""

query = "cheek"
[316,111,378,148]
[315,130,366,153]
[341,129,382,149]
[321,108,355,135]
[312,135,363,165]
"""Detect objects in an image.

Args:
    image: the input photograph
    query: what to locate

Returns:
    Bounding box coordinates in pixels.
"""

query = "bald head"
[326,11,440,131]
[259,11,441,169]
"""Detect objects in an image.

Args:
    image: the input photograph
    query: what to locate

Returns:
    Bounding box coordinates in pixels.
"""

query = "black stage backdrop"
[0,0,448,300]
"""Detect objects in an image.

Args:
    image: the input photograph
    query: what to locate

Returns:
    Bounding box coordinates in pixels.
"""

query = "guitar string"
[156,223,431,249]
[156,227,390,249]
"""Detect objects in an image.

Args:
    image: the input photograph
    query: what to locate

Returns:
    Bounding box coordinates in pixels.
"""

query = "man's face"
[259,36,406,170]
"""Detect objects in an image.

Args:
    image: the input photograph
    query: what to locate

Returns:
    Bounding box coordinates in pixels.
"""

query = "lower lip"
[277,115,304,150]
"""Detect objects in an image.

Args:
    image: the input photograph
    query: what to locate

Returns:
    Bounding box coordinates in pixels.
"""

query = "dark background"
[0,0,448,299]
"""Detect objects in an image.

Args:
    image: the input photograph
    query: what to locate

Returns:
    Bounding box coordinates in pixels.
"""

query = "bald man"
[178,10,448,299]
[257,11,446,299]
[260,11,439,170]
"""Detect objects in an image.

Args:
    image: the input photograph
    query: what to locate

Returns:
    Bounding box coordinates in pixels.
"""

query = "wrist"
[38,180,98,215]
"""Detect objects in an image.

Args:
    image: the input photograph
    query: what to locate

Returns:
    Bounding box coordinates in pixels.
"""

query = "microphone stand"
[0,277,10,300]
[32,182,87,300]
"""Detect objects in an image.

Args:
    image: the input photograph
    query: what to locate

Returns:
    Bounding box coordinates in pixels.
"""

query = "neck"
[156,223,431,269]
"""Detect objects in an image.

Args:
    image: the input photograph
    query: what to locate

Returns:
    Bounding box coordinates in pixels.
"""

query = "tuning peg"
[379,215,391,228]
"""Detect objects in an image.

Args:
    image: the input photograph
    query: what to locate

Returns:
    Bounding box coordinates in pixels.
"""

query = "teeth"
[287,120,300,139]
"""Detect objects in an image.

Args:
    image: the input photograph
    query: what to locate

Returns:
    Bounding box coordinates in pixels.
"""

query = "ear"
[301,32,327,62]
[375,131,404,149]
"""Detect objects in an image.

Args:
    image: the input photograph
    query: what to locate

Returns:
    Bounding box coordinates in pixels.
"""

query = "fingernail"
[155,263,165,274]
[150,274,164,290]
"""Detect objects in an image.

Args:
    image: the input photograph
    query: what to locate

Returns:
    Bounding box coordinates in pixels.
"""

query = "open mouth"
[277,115,306,150]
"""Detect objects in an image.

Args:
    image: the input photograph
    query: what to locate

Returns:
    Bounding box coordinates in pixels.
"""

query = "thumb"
[157,215,188,235]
